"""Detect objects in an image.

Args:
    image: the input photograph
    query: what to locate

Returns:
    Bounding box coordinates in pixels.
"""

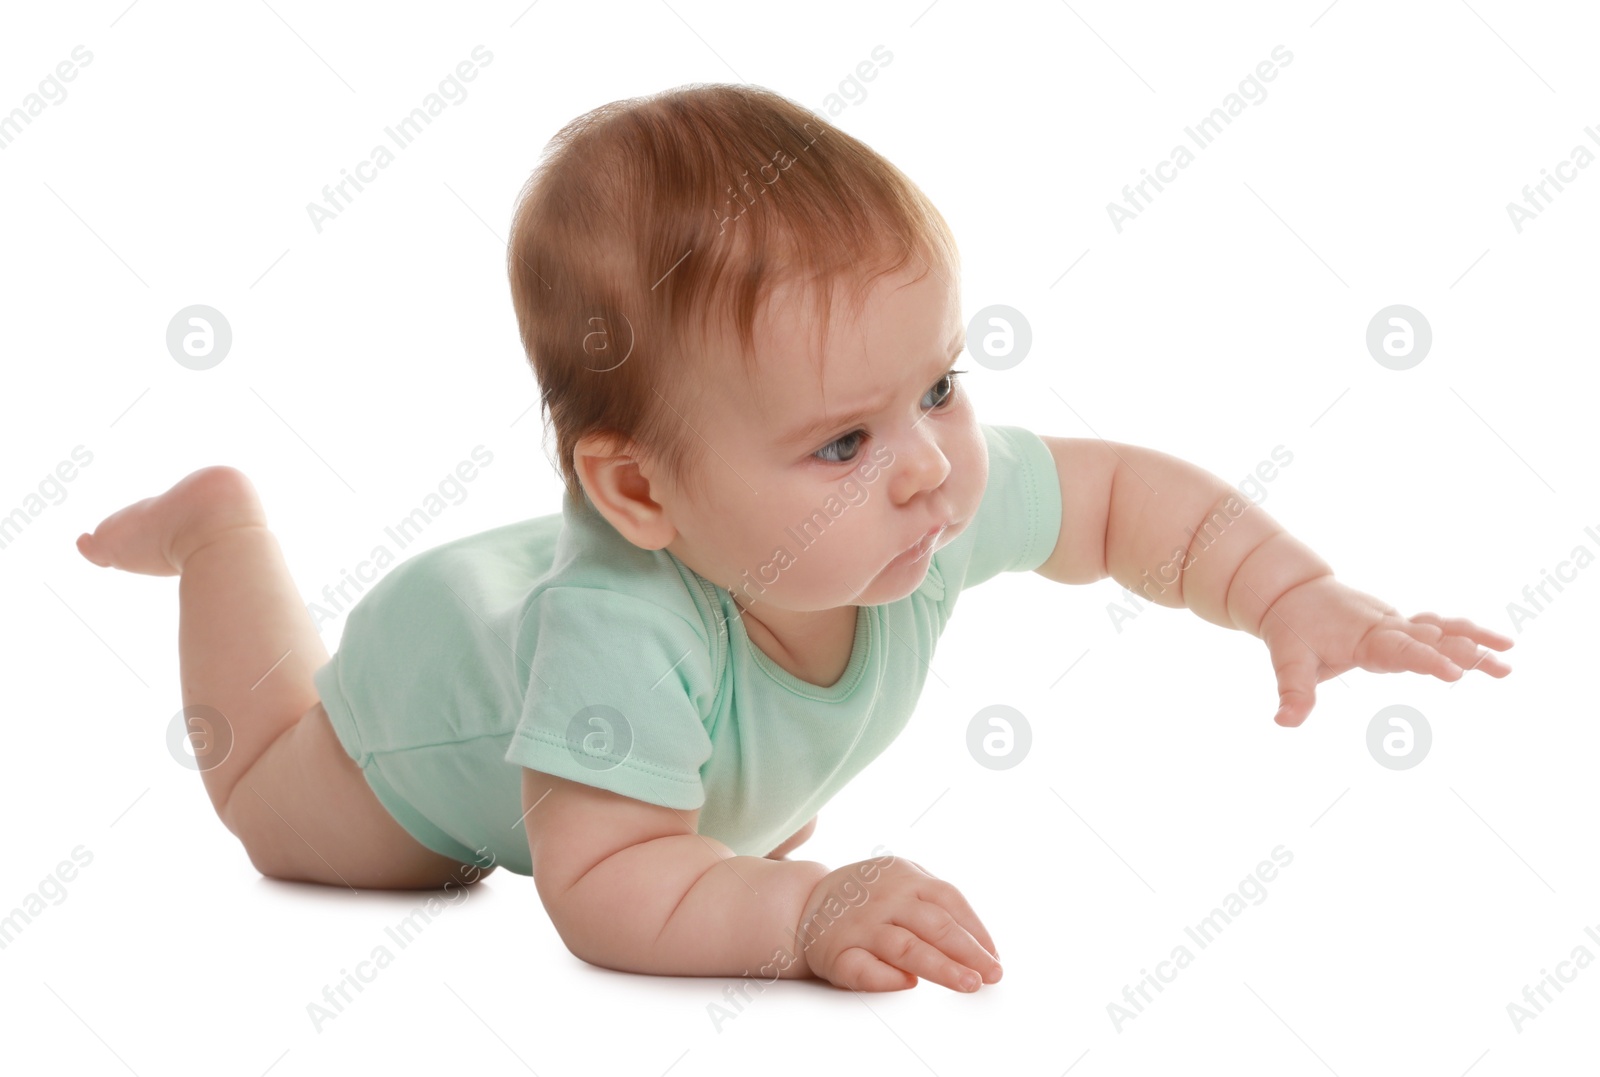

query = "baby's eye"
[810,369,967,465]
[923,368,965,410]
[812,429,866,465]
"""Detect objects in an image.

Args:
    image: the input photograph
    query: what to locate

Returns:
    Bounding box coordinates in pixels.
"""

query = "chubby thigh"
[231,702,489,889]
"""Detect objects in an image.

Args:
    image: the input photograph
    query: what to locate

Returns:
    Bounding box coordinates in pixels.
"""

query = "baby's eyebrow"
[779,334,966,447]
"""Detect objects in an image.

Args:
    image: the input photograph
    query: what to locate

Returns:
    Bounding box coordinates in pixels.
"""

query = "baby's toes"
[77,495,180,576]
[76,530,113,568]
[77,466,265,577]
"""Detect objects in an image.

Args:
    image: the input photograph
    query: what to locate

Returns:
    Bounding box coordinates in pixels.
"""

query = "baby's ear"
[573,430,630,467]
[574,435,675,550]
[573,431,638,496]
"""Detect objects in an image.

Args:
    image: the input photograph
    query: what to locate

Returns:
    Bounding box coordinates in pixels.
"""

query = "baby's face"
[655,263,986,611]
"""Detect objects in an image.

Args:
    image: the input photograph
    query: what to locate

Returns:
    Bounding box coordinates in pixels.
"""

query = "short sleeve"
[934,422,1063,593]
[504,586,716,809]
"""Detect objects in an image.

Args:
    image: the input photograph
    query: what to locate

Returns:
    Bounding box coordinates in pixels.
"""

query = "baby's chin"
[842,549,939,606]
[728,541,942,609]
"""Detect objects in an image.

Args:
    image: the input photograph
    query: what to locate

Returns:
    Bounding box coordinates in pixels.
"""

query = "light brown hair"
[506,82,960,505]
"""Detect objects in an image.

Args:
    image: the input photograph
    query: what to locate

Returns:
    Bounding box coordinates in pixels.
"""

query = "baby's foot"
[77,466,268,576]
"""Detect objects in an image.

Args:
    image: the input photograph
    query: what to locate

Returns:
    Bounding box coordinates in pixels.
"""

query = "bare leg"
[79,467,483,889]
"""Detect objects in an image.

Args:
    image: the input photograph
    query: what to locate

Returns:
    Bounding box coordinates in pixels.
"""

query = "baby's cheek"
[954,444,987,510]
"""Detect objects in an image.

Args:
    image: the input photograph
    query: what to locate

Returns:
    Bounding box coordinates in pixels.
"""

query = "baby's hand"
[1257,575,1514,727]
[796,856,1003,993]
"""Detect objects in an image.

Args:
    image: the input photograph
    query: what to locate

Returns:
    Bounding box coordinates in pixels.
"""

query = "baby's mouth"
[889,524,946,568]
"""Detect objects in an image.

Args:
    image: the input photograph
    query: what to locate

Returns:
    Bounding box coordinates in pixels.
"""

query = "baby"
[75,83,1514,995]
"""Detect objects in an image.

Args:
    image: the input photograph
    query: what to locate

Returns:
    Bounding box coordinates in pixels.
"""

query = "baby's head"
[507,83,988,611]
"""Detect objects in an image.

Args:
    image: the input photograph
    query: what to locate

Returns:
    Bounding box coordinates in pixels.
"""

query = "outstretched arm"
[1031,435,1325,633]
[1032,435,1513,726]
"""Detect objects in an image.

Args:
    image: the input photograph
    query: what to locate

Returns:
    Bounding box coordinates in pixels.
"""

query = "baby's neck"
[734,600,860,688]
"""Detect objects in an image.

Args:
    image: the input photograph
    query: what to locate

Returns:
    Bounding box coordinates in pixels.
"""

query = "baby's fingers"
[893,902,1003,987]
[1362,628,1462,679]
[831,945,917,992]
[1434,634,1514,678]
[914,876,1002,962]
[1392,620,1514,678]
[1409,612,1515,651]
[872,923,991,993]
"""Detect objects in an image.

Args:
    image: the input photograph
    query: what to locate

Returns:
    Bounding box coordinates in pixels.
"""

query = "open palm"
[1255,576,1515,727]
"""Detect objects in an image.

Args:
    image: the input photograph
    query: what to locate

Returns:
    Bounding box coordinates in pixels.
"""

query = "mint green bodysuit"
[311,422,1062,874]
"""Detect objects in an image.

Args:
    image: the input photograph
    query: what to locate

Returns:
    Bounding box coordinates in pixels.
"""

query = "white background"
[2,0,1595,1074]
